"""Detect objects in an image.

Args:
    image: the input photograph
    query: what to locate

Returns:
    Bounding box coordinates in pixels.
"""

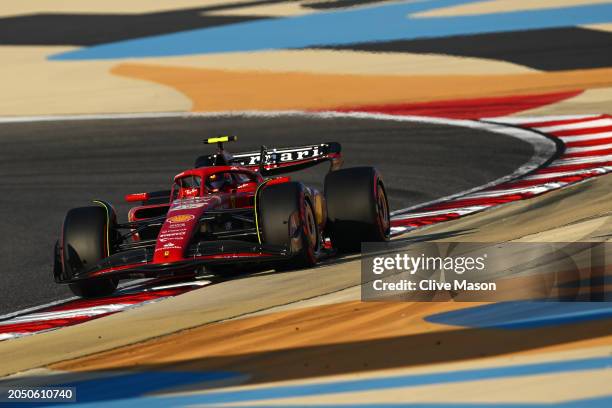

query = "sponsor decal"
[167,214,195,223]
[184,187,198,196]
[170,196,213,210]
[159,230,187,238]
[238,145,323,166]
[159,236,185,243]
[155,244,182,252]
[159,229,189,242]
[171,202,206,210]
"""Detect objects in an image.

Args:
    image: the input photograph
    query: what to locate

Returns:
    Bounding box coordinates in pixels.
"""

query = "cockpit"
[171,170,260,200]
[205,172,234,193]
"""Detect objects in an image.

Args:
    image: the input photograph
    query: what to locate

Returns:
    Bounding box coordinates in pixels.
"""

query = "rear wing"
[235,142,342,175]
[196,140,343,175]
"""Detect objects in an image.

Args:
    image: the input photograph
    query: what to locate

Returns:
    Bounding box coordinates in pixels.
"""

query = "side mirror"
[125,192,149,203]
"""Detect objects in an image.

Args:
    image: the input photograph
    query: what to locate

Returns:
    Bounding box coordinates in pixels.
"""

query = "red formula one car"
[53,137,390,297]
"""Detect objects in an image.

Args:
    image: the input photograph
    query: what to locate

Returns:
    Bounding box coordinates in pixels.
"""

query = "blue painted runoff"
[49,0,612,60]
[425,301,612,329]
[27,355,612,407]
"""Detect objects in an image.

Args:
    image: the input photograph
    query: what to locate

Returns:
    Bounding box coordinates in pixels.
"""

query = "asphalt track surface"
[0,115,533,314]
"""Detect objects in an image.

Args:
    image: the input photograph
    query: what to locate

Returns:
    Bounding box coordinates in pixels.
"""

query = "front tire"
[258,182,319,268]
[59,205,118,298]
[325,167,390,252]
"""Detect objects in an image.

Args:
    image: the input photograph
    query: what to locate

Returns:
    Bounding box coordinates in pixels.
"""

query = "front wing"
[56,240,290,283]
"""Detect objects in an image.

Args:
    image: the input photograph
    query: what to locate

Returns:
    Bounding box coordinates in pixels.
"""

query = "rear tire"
[325,167,390,252]
[258,182,318,269]
[60,206,118,298]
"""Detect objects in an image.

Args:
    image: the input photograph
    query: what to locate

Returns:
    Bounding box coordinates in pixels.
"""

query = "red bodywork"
[80,167,291,280]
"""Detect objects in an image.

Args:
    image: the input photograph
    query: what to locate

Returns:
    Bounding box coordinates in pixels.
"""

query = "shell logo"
[167,214,195,223]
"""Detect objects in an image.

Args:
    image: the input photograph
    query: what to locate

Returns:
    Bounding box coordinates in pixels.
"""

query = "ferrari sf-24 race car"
[53,137,390,298]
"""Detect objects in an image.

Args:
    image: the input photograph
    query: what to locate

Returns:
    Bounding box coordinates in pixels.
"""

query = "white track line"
[144,280,211,291]
[523,168,611,180]
[485,115,598,124]
[0,111,190,124]
[0,333,20,341]
[464,185,552,198]
[566,143,612,153]
[0,304,132,325]
[0,280,149,322]
[559,131,612,142]
[392,205,490,221]
[550,155,612,166]
[535,118,612,133]
[0,297,79,322]
[0,278,209,324]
